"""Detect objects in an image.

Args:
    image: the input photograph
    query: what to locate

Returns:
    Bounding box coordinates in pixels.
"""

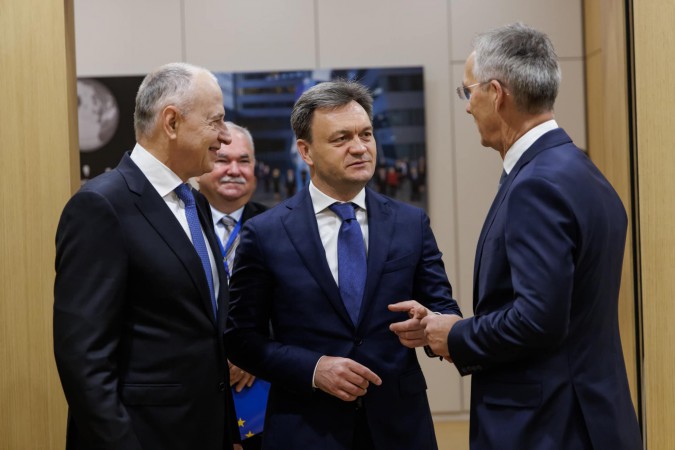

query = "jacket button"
[218,382,226,391]
[354,338,363,346]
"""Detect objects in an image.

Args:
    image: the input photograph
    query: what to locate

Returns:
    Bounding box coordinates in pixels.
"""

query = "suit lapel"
[472,174,510,299]
[359,189,393,328]
[117,154,218,326]
[196,193,228,329]
[281,188,354,327]
[472,128,574,301]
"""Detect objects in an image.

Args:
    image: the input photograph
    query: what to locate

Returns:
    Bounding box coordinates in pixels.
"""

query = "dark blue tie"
[498,169,507,189]
[175,183,217,317]
[329,202,366,324]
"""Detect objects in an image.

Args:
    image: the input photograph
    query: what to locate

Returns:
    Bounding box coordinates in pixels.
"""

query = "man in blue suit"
[224,80,461,450]
[54,63,241,449]
[414,23,642,449]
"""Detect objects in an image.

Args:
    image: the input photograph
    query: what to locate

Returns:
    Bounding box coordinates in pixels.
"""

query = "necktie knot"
[175,183,195,207]
[221,215,237,233]
[329,202,357,222]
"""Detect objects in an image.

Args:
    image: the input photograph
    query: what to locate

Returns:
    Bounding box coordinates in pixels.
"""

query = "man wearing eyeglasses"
[395,23,642,449]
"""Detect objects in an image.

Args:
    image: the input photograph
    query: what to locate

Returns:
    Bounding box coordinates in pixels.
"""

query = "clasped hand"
[388,300,462,361]
[228,360,256,392]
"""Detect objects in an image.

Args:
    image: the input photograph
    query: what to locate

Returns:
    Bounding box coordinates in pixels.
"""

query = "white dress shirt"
[503,119,559,174]
[308,181,369,286]
[130,143,220,297]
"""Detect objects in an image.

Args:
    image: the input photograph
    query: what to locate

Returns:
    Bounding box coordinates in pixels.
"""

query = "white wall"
[74,0,585,417]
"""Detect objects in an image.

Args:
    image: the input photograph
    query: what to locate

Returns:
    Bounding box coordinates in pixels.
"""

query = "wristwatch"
[423,345,443,360]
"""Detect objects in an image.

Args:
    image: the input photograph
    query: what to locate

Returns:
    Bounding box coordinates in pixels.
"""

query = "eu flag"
[233,380,270,440]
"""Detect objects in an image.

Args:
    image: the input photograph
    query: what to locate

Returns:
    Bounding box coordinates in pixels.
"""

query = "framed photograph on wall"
[77,66,427,209]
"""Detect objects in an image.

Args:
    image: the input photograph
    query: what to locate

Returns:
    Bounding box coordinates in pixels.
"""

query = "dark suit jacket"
[448,129,642,449]
[54,153,239,450]
[240,201,268,225]
[224,187,460,450]
[232,201,268,450]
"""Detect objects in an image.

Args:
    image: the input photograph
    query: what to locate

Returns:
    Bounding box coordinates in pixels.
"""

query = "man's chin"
[349,167,375,181]
[202,161,216,174]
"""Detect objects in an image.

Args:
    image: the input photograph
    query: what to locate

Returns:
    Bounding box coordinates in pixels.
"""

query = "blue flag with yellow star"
[233,379,270,440]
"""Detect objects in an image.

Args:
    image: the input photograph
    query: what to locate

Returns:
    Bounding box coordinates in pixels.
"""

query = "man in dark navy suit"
[413,23,642,449]
[54,63,241,450]
[225,80,461,450]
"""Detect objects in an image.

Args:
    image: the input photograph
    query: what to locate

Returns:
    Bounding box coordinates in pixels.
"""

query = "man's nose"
[350,137,368,153]
[218,122,232,145]
[226,161,240,175]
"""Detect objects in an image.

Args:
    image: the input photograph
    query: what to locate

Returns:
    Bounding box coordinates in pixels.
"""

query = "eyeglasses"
[456,81,487,101]
[456,80,509,101]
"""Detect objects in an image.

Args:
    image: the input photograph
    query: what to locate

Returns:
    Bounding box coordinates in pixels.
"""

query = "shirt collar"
[210,205,244,224]
[129,143,184,197]
[503,119,558,174]
[308,181,367,214]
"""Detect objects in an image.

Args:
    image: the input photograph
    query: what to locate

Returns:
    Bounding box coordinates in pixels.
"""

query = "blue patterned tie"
[175,183,217,317]
[329,202,366,324]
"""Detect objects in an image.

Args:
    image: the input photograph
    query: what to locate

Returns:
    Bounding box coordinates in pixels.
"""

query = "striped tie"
[221,215,239,276]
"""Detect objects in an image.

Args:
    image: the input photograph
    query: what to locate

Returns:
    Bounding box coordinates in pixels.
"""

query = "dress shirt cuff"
[312,355,326,389]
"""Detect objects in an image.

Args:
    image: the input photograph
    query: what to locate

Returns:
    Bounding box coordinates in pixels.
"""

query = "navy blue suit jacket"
[225,187,460,450]
[448,129,642,449]
[54,153,238,450]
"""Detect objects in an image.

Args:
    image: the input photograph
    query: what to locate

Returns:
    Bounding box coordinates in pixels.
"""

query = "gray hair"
[134,62,216,139]
[225,121,255,155]
[290,80,373,142]
[473,23,561,114]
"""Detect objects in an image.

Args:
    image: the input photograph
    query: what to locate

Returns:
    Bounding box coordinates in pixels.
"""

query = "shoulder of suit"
[366,187,423,215]
[241,201,268,219]
[247,201,269,214]
[77,167,126,197]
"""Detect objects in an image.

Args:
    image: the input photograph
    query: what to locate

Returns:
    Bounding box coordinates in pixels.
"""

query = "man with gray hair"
[403,23,642,449]
[54,62,242,450]
[225,80,461,449]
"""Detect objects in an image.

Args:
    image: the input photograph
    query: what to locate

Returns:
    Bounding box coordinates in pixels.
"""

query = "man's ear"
[491,80,507,111]
[296,139,314,167]
[162,105,180,139]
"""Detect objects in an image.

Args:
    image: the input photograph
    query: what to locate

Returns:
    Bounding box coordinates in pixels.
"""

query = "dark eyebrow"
[328,126,373,140]
[327,130,351,140]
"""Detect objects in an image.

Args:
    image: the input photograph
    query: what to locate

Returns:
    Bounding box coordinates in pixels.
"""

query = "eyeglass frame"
[456,79,509,101]
[456,81,490,101]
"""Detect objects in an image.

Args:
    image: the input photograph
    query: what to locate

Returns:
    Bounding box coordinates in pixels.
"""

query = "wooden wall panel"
[0,0,78,448]
[582,0,639,408]
[633,1,675,447]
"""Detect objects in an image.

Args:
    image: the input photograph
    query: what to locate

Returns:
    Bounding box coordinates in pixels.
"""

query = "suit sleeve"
[54,191,142,449]
[224,221,323,394]
[413,212,462,316]
[448,176,576,374]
